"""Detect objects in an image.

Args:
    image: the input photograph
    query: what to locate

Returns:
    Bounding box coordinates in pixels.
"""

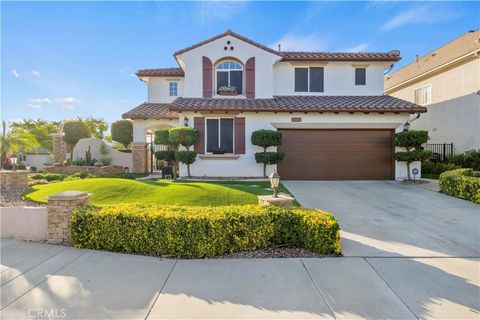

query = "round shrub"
[111,120,133,149]
[175,151,196,165]
[439,169,480,204]
[254,152,284,165]
[154,130,171,145]
[94,162,103,167]
[251,130,282,151]
[155,151,176,162]
[168,127,199,149]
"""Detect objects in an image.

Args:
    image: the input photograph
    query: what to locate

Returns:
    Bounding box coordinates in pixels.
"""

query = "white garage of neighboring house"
[18,150,52,171]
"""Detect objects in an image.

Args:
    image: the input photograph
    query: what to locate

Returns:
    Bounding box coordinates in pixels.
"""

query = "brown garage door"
[277,129,394,180]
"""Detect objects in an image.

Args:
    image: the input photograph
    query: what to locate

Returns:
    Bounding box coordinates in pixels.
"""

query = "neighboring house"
[19,148,52,171]
[123,29,425,180]
[385,30,480,154]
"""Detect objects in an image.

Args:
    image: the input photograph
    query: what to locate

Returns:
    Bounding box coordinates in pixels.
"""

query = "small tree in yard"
[251,129,284,178]
[62,120,91,163]
[154,130,177,177]
[111,120,133,149]
[395,130,432,180]
[168,127,199,177]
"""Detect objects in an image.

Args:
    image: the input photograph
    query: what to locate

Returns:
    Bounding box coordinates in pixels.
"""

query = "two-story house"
[385,30,480,154]
[123,30,425,180]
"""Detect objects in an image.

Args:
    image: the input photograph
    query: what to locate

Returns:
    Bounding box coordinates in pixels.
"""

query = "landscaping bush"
[30,166,37,172]
[15,162,27,170]
[70,204,341,258]
[421,161,459,179]
[111,120,133,149]
[155,150,176,162]
[251,129,284,177]
[439,169,480,204]
[30,173,67,182]
[449,150,480,171]
[395,130,431,180]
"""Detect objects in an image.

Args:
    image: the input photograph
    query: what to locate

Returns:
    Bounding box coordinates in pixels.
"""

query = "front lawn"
[23,178,298,206]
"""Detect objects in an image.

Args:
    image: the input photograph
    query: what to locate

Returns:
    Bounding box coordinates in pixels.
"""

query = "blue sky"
[2,1,479,123]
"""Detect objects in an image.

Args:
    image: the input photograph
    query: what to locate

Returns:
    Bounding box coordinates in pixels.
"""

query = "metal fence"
[425,143,454,163]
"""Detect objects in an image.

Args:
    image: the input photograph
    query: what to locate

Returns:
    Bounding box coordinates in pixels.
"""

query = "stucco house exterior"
[123,30,426,180]
[385,30,480,154]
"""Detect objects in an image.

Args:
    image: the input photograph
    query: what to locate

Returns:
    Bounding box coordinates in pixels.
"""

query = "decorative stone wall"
[51,133,67,164]
[0,170,29,194]
[47,191,90,244]
[132,142,147,173]
[44,165,124,175]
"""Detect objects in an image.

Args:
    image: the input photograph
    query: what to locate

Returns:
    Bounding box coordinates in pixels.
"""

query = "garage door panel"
[277,129,394,180]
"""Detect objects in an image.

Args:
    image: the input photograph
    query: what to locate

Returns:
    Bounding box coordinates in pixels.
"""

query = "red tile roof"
[280,51,401,62]
[169,96,426,113]
[122,103,179,120]
[136,68,184,77]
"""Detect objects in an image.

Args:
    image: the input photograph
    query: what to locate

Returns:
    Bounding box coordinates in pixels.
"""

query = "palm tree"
[0,120,39,169]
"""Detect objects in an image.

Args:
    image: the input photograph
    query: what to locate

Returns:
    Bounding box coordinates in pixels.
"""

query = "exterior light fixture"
[184,117,189,127]
[403,121,410,131]
[269,170,280,198]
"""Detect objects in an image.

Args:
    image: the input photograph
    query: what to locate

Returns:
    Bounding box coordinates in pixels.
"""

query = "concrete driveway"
[283,180,480,258]
[1,182,479,319]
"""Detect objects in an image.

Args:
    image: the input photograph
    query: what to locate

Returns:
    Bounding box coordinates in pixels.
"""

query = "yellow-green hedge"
[70,204,340,258]
[439,169,480,204]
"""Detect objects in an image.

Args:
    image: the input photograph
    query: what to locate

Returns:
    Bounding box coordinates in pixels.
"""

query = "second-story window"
[295,67,324,93]
[414,85,432,105]
[355,68,366,85]
[169,82,178,96]
[216,61,243,95]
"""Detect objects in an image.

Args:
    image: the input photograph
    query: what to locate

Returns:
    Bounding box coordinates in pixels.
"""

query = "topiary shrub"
[70,204,341,258]
[154,130,171,145]
[111,120,133,149]
[155,151,176,162]
[15,162,27,170]
[395,130,432,180]
[439,169,480,204]
[251,129,284,177]
[168,127,199,177]
[62,120,91,162]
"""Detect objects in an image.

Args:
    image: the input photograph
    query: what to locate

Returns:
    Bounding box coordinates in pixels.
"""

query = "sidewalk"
[1,239,478,319]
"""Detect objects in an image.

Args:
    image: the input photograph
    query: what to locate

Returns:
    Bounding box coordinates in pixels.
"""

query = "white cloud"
[54,97,78,105]
[29,98,51,104]
[27,104,42,110]
[269,33,329,52]
[194,1,246,24]
[344,42,369,52]
[31,70,41,77]
[381,5,455,31]
[10,69,20,78]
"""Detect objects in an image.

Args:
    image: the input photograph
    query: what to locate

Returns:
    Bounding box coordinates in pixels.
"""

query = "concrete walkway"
[1,239,478,319]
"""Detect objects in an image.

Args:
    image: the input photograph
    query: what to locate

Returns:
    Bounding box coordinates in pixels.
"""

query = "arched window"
[216,60,243,95]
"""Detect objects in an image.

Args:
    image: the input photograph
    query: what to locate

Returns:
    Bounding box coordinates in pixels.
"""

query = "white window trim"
[205,117,235,154]
[168,82,178,97]
[214,61,244,96]
[413,84,432,106]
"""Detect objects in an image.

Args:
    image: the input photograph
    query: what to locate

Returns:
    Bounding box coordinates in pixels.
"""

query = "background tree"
[1,120,39,169]
[10,119,60,152]
[168,127,199,177]
[62,120,91,162]
[395,130,432,180]
[251,129,284,178]
[111,120,133,149]
[76,117,108,140]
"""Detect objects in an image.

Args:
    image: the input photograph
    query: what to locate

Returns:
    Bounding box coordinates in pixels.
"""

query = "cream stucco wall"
[273,61,389,96]
[386,57,480,153]
[174,112,416,180]
[148,77,184,103]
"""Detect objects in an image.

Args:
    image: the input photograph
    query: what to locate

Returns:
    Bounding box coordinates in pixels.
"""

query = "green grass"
[23,178,298,206]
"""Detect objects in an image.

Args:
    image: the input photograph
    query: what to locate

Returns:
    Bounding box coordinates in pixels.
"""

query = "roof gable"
[174,29,282,57]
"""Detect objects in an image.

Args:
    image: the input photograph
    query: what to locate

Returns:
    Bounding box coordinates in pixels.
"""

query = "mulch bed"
[0,190,44,207]
[217,245,328,259]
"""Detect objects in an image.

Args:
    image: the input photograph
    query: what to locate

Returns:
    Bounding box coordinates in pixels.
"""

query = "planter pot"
[218,91,238,96]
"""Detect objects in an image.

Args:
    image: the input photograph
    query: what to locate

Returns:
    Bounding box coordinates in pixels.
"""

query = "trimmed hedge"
[70,204,341,258]
[421,161,459,179]
[439,169,480,204]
